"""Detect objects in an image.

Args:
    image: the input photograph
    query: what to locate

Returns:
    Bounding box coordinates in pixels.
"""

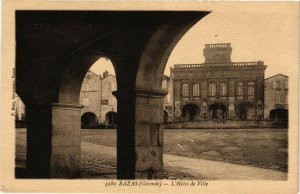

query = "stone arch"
[133,13,209,179]
[81,111,98,129]
[270,108,288,121]
[208,103,227,120]
[182,104,200,121]
[236,102,255,120]
[16,11,210,179]
[105,111,117,128]
[59,51,116,105]
[270,108,288,128]
[136,16,207,91]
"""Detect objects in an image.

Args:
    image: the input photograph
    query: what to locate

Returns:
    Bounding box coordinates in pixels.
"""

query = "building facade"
[264,74,288,127]
[79,70,117,128]
[171,43,267,122]
[99,71,117,127]
[80,70,102,128]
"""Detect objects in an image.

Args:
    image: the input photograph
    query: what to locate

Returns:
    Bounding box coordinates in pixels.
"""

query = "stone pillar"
[135,88,167,179]
[228,79,235,119]
[26,103,52,178]
[114,91,136,179]
[51,103,83,178]
[111,56,138,179]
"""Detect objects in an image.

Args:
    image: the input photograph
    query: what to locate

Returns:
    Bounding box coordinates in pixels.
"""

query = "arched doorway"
[209,103,227,120]
[105,111,117,128]
[237,102,254,120]
[270,108,288,121]
[182,104,200,121]
[81,112,98,128]
[270,108,288,127]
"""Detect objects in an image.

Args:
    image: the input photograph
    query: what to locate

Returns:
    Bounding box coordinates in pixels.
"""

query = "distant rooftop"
[265,74,289,80]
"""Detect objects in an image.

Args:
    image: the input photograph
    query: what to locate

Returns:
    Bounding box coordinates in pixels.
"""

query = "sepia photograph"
[1,1,299,193]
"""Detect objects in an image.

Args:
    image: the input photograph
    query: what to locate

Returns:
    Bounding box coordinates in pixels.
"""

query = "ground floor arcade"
[175,101,263,122]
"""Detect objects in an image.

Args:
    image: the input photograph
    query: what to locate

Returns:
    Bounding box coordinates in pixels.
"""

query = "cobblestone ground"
[15,128,194,179]
[16,128,288,179]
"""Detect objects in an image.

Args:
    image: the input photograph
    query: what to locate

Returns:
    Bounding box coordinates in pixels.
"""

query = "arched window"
[182,84,189,97]
[208,82,216,96]
[247,82,255,96]
[237,82,243,96]
[220,82,227,96]
[193,84,200,97]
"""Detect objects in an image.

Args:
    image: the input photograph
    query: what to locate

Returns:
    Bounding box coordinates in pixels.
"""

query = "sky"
[90,2,298,79]
[90,58,115,76]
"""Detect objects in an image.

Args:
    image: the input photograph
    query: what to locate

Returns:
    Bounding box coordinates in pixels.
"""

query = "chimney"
[103,70,109,78]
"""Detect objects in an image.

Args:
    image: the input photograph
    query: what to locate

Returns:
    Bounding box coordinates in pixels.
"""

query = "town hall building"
[171,43,267,122]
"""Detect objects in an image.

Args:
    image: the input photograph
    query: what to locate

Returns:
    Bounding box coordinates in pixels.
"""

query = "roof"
[101,74,116,80]
[265,74,289,80]
[86,70,99,77]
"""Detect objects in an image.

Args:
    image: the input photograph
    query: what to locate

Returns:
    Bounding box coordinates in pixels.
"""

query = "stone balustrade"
[174,61,264,69]
[232,61,264,66]
[174,64,204,68]
[205,43,231,48]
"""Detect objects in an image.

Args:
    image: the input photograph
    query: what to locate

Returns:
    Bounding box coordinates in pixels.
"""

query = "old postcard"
[0,0,299,193]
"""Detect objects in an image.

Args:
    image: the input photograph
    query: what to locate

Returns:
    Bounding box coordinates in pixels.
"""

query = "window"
[247,82,255,96]
[275,93,281,104]
[276,81,280,89]
[275,93,285,104]
[182,84,189,97]
[220,82,227,96]
[237,82,243,96]
[284,81,288,90]
[280,94,285,104]
[208,82,216,96]
[193,84,200,97]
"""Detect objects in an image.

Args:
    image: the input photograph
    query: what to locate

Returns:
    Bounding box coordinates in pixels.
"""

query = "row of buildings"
[14,43,288,128]
[163,43,288,127]
[14,70,118,128]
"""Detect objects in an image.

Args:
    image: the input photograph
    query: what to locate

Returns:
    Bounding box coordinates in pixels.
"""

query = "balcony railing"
[205,43,231,48]
[173,61,264,69]
[232,61,264,66]
[174,64,204,69]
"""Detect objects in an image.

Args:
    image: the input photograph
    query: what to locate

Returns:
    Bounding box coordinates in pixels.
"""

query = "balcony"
[232,61,264,66]
[174,64,204,69]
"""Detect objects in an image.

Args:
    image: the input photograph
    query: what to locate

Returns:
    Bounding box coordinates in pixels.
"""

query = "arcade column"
[135,88,167,179]
[51,103,83,178]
